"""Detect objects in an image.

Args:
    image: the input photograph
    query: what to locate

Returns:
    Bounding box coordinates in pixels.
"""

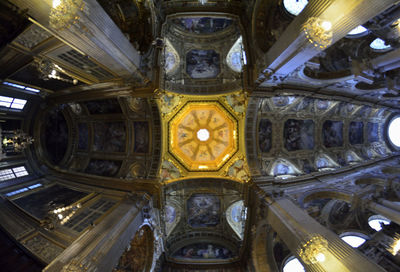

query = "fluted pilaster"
[267,198,386,272]
[10,0,147,82]
[260,0,398,81]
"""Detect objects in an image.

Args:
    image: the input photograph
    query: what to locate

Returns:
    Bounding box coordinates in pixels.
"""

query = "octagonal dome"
[169,101,238,171]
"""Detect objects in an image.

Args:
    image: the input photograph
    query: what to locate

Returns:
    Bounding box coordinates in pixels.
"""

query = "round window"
[388,116,400,147]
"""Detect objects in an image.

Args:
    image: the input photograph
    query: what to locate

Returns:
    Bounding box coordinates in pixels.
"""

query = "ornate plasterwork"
[156,90,249,183]
[226,36,245,73]
[164,39,180,74]
[22,233,64,264]
[13,24,52,50]
[249,94,394,181]
[226,200,246,240]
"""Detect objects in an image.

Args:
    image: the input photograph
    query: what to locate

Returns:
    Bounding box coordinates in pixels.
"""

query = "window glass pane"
[12,166,25,172]
[0,101,11,107]
[13,99,27,105]
[28,183,42,189]
[283,0,308,16]
[348,25,368,36]
[25,87,40,93]
[0,96,13,102]
[11,103,25,109]
[388,117,400,147]
[341,235,366,248]
[283,256,305,272]
[370,38,391,50]
[13,166,28,177]
[368,216,391,231]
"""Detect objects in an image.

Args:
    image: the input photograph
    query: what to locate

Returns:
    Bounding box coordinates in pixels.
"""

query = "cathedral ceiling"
[2,0,400,270]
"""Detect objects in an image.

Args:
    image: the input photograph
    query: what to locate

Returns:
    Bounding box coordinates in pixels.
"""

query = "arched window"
[340,232,368,248]
[270,159,302,179]
[368,215,391,231]
[227,36,246,72]
[388,116,400,148]
[346,25,368,37]
[283,0,308,16]
[226,200,246,239]
[164,39,180,74]
[282,255,305,272]
[370,38,391,51]
[315,154,338,171]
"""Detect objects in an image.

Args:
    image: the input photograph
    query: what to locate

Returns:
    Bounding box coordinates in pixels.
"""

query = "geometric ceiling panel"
[157,90,249,183]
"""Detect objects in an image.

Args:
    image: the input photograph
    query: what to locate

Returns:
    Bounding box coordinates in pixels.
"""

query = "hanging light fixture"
[303,17,333,49]
[52,203,82,225]
[49,0,85,30]
[36,58,78,84]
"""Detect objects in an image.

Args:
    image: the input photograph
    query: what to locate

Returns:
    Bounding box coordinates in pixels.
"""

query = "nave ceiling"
[1,0,400,271]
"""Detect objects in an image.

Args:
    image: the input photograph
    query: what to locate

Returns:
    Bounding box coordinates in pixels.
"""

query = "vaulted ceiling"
[1,0,400,270]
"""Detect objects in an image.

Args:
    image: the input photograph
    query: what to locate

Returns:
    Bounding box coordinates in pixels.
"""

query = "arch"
[226,36,245,72]
[382,167,400,175]
[164,38,180,74]
[268,158,302,178]
[354,177,385,186]
[226,200,246,240]
[345,150,363,164]
[299,189,353,208]
[315,154,339,171]
[251,220,276,272]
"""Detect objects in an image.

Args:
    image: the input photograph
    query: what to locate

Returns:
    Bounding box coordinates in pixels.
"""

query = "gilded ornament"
[49,0,85,31]
[298,234,328,264]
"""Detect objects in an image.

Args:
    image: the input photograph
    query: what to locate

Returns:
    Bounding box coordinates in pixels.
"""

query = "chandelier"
[49,0,85,31]
[52,202,82,225]
[303,17,333,49]
[2,130,34,153]
[36,58,78,84]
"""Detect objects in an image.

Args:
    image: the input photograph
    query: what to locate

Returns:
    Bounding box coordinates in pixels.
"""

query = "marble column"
[370,47,400,72]
[259,0,398,82]
[10,0,148,82]
[368,201,400,226]
[43,194,149,272]
[267,198,386,272]
[378,199,400,213]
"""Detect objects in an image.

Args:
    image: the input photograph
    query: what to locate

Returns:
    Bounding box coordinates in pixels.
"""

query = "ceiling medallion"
[156,90,249,183]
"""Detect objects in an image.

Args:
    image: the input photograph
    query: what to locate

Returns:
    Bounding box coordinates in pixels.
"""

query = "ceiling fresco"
[171,17,233,34]
[169,102,237,171]
[172,243,235,261]
[156,90,249,183]
[247,94,394,179]
[186,49,220,79]
[187,193,221,228]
